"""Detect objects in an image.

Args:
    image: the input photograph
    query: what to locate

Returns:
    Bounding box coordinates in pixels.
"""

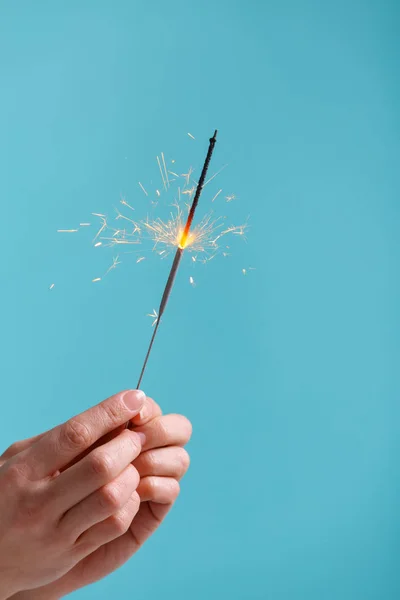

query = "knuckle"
[125,492,140,520]
[62,419,92,450]
[144,450,157,471]
[99,484,122,511]
[146,476,158,494]
[101,401,124,427]
[2,462,26,489]
[127,464,140,490]
[3,441,22,458]
[127,432,141,456]
[156,418,169,442]
[130,490,140,510]
[109,511,130,536]
[88,449,114,478]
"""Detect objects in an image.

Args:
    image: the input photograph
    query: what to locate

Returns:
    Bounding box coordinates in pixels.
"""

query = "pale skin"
[0,390,192,599]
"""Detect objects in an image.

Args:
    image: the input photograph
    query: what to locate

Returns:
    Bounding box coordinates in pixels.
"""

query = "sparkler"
[125,130,218,428]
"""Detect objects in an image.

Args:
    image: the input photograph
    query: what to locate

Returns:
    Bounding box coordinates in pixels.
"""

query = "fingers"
[75,492,141,556]
[134,414,192,452]
[21,390,146,479]
[48,429,144,513]
[133,446,190,479]
[59,464,140,541]
[137,476,180,503]
[58,394,161,473]
[129,396,162,427]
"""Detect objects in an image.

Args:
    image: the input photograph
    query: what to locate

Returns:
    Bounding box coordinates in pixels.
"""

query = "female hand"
[4,394,192,600]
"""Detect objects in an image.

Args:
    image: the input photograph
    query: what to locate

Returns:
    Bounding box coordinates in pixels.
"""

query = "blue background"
[1,1,399,598]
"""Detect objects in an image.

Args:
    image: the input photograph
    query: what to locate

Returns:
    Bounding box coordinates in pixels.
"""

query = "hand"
[4,395,192,600]
[0,389,146,598]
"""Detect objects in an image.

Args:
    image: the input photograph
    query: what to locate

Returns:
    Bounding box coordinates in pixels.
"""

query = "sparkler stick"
[126,130,218,428]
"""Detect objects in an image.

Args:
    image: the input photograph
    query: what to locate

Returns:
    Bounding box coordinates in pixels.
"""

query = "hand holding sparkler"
[0,391,192,599]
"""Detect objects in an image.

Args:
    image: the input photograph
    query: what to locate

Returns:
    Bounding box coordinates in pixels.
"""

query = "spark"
[204,164,228,187]
[225,194,236,202]
[136,256,146,263]
[181,167,194,186]
[93,217,108,243]
[171,159,175,163]
[156,190,161,197]
[92,213,105,217]
[94,242,102,247]
[105,255,121,275]
[191,256,197,262]
[138,182,148,197]
[211,189,222,202]
[161,152,169,188]
[189,276,195,286]
[182,186,195,197]
[169,171,179,178]
[92,277,101,283]
[188,133,195,140]
[101,237,140,247]
[114,208,137,225]
[120,198,135,211]
[49,283,55,290]
[57,229,78,233]
[147,309,158,327]
[157,155,167,191]
[242,269,247,275]
[79,223,91,227]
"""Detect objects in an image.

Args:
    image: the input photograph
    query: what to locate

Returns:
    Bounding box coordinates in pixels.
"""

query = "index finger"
[20,389,145,479]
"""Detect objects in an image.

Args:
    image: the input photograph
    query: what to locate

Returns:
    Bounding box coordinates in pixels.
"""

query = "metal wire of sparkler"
[125,130,218,428]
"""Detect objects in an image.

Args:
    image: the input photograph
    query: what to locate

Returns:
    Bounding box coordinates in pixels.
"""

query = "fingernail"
[136,432,146,446]
[123,390,146,411]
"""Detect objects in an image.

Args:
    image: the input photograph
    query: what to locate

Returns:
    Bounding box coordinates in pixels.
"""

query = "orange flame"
[178,227,195,249]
